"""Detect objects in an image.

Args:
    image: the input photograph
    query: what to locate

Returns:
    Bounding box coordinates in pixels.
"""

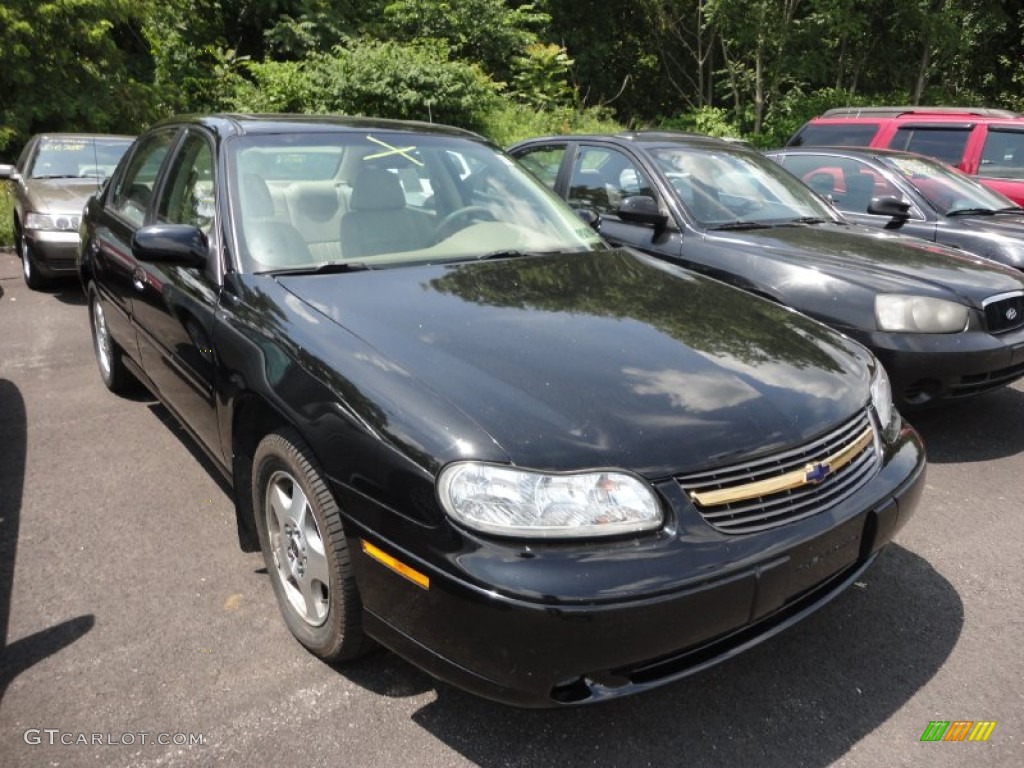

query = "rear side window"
[978,129,1024,179]
[787,123,880,147]
[890,127,970,166]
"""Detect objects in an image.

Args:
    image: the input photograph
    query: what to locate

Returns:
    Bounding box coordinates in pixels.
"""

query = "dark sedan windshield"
[648,146,841,227]
[228,132,603,272]
[883,154,1018,215]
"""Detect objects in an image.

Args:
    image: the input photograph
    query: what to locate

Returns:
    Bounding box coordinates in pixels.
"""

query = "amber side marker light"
[361,540,430,590]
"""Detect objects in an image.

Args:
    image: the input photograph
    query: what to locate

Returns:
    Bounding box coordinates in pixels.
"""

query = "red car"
[786,107,1024,206]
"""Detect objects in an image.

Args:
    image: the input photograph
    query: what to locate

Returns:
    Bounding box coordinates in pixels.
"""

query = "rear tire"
[253,428,372,662]
[88,286,137,394]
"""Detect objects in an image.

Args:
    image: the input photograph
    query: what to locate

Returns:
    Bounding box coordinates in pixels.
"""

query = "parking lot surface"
[1,248,1021,767]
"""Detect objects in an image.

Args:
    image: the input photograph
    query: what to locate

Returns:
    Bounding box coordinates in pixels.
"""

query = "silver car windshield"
[29,137,133,180]
[228,132,603,273]
[649,146,841,227]
[885,154,1017,215]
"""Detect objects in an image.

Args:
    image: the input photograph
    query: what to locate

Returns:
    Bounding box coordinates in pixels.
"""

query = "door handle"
[132,267,146,292]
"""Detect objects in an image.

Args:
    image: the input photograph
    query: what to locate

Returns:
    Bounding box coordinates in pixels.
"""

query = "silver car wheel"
[265,469,330,627]
[92,296,113,379]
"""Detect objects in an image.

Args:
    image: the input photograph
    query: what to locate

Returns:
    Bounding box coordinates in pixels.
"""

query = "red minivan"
[786,107,1024,205]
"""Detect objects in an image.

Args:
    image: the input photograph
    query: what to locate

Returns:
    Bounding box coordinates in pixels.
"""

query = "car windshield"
[228,132,604,273]
[28,137,133,179]
[883,154,1017,215]
[648,146,840,227]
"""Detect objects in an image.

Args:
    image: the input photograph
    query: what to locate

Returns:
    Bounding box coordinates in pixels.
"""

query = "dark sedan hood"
[278,250,872,476]
[704,222,1024,303]
[27,178,103,214]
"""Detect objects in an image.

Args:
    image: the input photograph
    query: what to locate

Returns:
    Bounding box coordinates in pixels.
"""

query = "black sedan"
[79,114,925,707]
[508,132,1024,408]
[764,145,1024,273]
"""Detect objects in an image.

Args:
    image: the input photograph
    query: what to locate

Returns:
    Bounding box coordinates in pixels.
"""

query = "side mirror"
[0,164,18,181]
[617,195,667,227]
[868,195,911,221]
[132,224,208,268]
[574,207,602,232]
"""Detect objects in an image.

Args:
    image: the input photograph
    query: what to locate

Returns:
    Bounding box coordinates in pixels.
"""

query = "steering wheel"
[435,205,496,240]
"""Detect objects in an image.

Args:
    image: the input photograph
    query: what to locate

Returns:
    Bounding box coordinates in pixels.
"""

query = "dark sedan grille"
[984,293,1024,334]
[677,411,880,534]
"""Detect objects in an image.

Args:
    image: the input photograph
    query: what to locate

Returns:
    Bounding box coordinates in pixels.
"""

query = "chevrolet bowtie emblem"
[804,462,832,484]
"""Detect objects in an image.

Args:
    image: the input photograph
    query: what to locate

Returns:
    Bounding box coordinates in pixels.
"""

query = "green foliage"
[656,107,743,140]
[0,182,13,247]
[479,102,622,147]
[510,44,576,110]
[232,40,501,132]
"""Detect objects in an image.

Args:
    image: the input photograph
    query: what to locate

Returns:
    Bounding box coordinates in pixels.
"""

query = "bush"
[0,182,13,247]
[480,102,622,147]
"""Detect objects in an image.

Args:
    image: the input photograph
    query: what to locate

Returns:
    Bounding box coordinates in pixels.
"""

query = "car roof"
[514,131,744,151]
[146,113,486,141]
[817,106,1022,119]
[769,146,934,162]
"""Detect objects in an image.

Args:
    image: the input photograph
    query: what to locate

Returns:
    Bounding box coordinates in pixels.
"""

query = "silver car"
[1,133,133,289]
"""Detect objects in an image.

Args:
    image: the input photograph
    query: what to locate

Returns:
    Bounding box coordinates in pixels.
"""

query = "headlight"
[24,211,80,232]
[869,364,896,437]
[875,294,968,333]
[437,462,663,538]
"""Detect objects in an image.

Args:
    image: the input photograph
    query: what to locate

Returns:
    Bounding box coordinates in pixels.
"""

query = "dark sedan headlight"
[24,211,80,232]
[437,463,663,538]
[874,294,968,333]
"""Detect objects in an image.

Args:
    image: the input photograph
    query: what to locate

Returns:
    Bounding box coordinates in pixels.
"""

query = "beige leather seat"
[339,169,432,258]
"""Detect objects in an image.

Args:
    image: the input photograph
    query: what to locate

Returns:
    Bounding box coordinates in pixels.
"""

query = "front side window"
[891,126,970,167]
[229,132,602,272]
[156,132,216,235]
[568,146,653,215]
[978,128,1024,179]
[111,131,177,227]
[778,155,902,214]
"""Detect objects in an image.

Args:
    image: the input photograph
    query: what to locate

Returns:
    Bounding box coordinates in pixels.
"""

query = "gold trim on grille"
[688,426,875,507]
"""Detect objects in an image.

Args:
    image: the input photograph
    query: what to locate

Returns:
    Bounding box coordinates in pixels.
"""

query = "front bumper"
[23,229,80,275]
[851,324,1024,406]
[344,424,926,707]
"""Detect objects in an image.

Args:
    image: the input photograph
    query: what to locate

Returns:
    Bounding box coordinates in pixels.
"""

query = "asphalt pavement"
[0,247,1021,767]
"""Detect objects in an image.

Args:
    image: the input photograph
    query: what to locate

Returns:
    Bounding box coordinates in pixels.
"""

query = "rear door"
[132,128,224,459]
[91,129,179,363]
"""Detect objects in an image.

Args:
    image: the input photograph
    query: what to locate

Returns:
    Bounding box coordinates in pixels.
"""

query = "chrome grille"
[983,292,1024,334]
[677,410,880,534]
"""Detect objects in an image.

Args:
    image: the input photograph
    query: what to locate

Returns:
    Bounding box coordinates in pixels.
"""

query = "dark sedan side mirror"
[132,224,208,268]
[617,195,667,227]
[868,195,911,222]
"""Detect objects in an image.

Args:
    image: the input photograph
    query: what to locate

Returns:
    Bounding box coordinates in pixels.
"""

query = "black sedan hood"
[278,250,872,476]
[704,222,1024,303]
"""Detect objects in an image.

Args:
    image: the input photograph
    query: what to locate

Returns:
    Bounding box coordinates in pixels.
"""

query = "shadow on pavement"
[377,545,960,767]
[0,379,94,707]
[906,385,1024,463]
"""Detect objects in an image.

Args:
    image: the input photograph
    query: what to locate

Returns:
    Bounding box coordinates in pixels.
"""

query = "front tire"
[16,225,48,290]
[253,429,372,662]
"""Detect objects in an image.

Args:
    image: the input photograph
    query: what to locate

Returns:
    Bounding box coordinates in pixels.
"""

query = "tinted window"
[111,131,177,227]
[890,127,970,166]
[788,123,880,147]
[978,129,1024,179]
[778,155,901,214]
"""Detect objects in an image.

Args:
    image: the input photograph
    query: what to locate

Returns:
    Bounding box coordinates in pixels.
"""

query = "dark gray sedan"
[765,146,1024,273]
[0,133,133,288]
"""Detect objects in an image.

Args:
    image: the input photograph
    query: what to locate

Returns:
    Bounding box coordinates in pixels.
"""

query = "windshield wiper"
[993,206,1024,214]
[947,207,996,216]
[475,249,563,260]
[264,261,371,276]
[708,221,775,231]
[787,217,828,225]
